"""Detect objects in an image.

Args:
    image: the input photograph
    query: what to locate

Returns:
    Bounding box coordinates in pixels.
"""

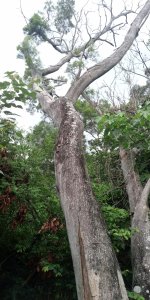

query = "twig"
[19,0,28,25]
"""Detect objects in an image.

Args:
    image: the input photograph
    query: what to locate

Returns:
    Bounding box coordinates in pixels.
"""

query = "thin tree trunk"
[119,149,143,213]
[55,100,128,299]
[120,148,150,299]
[132,183,150,299]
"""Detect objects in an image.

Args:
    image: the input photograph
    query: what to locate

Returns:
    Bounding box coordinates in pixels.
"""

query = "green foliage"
[75,99,97,132]
[41,260,63,277]
[102,205,131,252]
[23,13,49,41]
[66,59,85,79]
[85,147,131,254]
[96,101,150,150]
[0,72,36,121]
[55,0,75,34]
[23,0,75,37]
[17,36,42,70]
[23,0,75,42]
[0,120,77,299]
[128,291,145,300]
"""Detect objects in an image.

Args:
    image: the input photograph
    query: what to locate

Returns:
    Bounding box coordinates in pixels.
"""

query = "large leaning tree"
[18,0,150,299]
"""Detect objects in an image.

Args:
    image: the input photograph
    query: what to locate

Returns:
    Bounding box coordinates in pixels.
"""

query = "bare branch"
[19,0,28,25]
[119,63,148,79]
[41,5,135,77]
[134,40,149,70]
[71,6,85,50]
[66,0,150,102]
[38,31,68,54]
[41,52,75,76]
[143,39,150,52]
[99,38,114,47]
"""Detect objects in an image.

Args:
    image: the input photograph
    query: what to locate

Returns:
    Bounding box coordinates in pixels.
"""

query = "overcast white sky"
[0,0,46,130]
[0,0,149,131]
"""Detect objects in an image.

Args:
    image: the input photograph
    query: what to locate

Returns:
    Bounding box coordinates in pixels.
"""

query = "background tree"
[94,67,150,298]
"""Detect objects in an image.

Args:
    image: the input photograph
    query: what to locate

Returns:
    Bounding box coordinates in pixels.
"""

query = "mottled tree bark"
[55,100,128,299]
[120,148,150,299]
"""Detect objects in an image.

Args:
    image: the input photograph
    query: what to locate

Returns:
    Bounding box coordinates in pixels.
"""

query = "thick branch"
[33,78,62,126]
[66,0,150,102]
[42,52,74,76]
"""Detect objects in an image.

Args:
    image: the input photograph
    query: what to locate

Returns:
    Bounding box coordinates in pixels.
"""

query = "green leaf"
[0,81,10,89]
[3,110,20,116]
[127,291,145,300]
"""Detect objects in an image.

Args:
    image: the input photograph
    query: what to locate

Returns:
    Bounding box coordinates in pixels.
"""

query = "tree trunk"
[120,148,150,299]
[132,183,150,299]
[55,99,128,299]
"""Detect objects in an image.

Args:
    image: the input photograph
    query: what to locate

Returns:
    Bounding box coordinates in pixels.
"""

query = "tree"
[119,83,150,298]
[96,75,150,299]
[18,1,150,298]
